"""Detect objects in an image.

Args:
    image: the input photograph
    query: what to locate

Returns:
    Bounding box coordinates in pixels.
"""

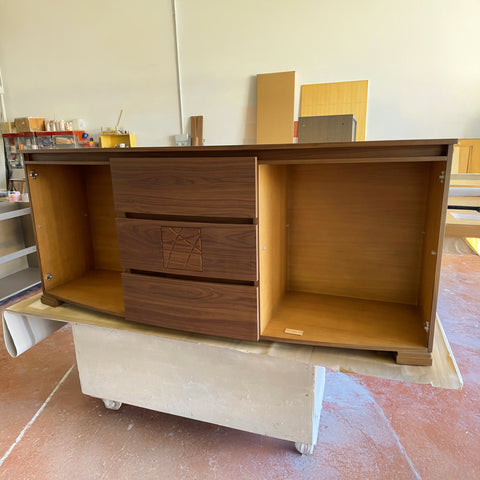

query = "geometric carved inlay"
[161,226,203,272]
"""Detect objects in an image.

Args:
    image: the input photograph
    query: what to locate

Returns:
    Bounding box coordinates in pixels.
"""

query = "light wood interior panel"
[258,165,288,332]
[457,139,480,173]
[300,80,368,141]
[85,165,121,271]
[48,269,124,316]
[256,71,295,144]
[286,162,430,304]
[260,291,428,351]
[418,160,450,351]
[27,164,94,289]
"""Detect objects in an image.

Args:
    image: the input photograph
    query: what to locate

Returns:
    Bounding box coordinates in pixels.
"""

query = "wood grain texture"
[85,165,121,271]
[122,273,258,341]
[457,139,480,173]
[116,218,257,281]
[110,157,257,219]
[300,80,368,141]
[258,164,288,332]
[286,162,430,304]
[448,197,480,208]
[260,291,428,351]
[26,164,94,291]
[445,209,480,237]
[396,351,432,366]
[47,269,124,316]
[24,139,456,165]
[256,71,295,144]
[418,159,451,352]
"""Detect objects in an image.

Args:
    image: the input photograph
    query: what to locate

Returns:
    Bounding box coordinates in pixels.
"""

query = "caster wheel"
[102,399,122,410]
[295,442,314,455]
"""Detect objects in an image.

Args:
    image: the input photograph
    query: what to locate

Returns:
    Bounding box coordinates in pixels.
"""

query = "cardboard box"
[298,114,357,143]
[14,117,45,133]
[1,122,15,134]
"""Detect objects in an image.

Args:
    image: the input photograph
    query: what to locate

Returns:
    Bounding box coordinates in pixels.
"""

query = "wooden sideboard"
[24,140,455,365]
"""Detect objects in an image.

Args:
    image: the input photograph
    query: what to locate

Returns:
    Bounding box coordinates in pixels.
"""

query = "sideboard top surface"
[23,139,457,164]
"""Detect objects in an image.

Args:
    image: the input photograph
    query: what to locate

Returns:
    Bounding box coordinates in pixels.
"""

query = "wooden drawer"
[116,218,257,281]
[122,273,259,341]
[110,157,257,219]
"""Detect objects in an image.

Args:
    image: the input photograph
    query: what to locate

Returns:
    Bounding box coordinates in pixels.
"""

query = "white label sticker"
[284,328,304,336]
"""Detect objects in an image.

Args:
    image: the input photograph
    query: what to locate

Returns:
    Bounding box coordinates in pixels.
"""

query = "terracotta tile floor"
[0,254,479,479]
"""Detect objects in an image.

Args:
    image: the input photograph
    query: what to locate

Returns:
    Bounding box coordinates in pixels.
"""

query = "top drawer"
[110,157,257,219]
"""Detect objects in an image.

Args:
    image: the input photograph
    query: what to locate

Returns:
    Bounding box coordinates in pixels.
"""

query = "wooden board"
[456,139,480,173]
[286,162,430,305]
[26,164,94,290]
[300,80,368,141]
[85,165,121,271]
[47,269,124,316]
[110,157,257,219]
[445,209,480,237]
[122,273,259,341]
[258,164,288,332]
[256,71,295,144]
[418,160,451,352]
[260,291,428,351]
[116,218,257,281]
[448,197,480,208]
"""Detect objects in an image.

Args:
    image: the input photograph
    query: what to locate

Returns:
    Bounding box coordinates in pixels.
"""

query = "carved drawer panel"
[116,219,257,282]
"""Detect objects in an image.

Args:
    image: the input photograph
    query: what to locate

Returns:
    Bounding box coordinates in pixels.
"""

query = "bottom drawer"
[122,273,259,341]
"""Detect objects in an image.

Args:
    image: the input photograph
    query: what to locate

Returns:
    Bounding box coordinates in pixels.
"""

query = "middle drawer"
[116,218,257,282]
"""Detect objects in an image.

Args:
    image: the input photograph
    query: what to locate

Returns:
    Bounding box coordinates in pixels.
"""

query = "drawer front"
[122,273,259,341]
[110,157,257,219]
[116,219,257,281]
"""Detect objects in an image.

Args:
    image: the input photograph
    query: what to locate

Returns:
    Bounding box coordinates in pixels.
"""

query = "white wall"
[0,0,180,146]
[1,0,479,146]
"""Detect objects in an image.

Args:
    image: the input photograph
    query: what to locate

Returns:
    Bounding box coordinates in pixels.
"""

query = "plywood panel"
[26,164,94,289]
[300,80,368,141]
[258,164,288,332]
[287,162,430,304]
[256,71,295,144]
[418,159,451,351]
[457,139,480,173]
[85,165,121,272]
[261,291,428,351]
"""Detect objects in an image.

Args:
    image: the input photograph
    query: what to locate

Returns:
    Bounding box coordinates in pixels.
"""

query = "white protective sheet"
[2,294,463,390]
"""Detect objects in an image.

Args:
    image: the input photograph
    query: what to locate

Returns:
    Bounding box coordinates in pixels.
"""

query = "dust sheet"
[3,294,462,390]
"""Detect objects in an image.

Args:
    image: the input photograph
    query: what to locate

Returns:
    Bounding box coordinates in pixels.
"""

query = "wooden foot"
[295,442,315,455]
[396,351,432,366]
[40,294,64,308]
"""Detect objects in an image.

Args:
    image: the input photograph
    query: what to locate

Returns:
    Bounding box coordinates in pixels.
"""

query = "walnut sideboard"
[24,140,455,365]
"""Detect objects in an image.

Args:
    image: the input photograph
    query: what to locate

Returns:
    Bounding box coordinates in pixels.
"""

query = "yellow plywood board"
[256,71,295,144]
[457,139,480,173]
[300,80,368,141]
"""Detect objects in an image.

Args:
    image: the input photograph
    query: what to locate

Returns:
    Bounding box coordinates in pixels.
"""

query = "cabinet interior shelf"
[46,269,124,317]
[260,291,428,351]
